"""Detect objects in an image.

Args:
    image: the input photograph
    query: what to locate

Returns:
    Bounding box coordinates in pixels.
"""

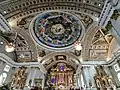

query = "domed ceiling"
[30,11,84,51]
[0,0,118,62]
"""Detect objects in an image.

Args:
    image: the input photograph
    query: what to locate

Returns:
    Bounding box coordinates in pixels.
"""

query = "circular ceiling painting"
[30,11,84,51]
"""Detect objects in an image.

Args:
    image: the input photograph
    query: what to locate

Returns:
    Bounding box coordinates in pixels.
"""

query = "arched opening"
[41,52,82,90]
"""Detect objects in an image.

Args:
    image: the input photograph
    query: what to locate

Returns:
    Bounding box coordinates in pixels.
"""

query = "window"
[114,64,120,72]
[117,73,120,81]
[0,73,7,86]
[4,65,10,72]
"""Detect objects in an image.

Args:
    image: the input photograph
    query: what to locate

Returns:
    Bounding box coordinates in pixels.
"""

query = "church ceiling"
[0,0,116,62]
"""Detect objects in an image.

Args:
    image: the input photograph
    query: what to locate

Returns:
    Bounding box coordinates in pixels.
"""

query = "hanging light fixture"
[74,40,82,51]
[5,32,17,52]
[75,43,82,51]
[5,43,15,52]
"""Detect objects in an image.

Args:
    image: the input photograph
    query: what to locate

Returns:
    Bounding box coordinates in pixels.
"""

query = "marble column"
[25,67,32,87]
[77,73,82,88]
[42,74,45,89]
[108,66,118,86]
[81,66,89,88]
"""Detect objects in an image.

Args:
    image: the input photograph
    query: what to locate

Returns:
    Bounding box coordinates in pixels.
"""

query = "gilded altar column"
[64,73,66,85]
[55,74,57,86]
[67,73,68,86]
[57,74,59,85]
[65,73,67,86]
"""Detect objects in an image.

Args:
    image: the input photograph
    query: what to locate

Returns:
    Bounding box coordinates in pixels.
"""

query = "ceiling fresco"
[30,11,84,50]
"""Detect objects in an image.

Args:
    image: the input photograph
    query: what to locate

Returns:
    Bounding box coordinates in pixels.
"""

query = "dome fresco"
[30,11,84,50]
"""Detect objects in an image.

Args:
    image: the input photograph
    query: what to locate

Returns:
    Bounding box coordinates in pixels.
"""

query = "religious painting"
[55,55,66,60]
[30,11,84,51]
[90,49,108,60]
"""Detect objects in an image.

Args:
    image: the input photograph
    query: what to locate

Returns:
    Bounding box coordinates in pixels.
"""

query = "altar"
[48,63,74,90]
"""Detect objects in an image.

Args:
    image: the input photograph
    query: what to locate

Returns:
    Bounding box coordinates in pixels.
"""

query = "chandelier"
[5,32,17,52]
[5,43,15,52]
[74,40,82,51]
